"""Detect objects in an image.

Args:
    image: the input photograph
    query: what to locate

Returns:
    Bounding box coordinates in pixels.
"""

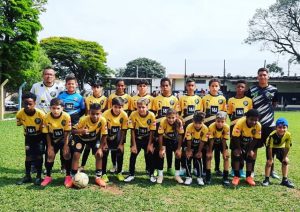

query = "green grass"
[0,112,299,211]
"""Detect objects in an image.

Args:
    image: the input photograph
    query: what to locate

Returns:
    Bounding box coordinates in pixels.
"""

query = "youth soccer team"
[15,68,294,189]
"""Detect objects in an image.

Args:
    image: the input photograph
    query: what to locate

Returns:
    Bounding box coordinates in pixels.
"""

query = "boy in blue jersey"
[58,74,85,125]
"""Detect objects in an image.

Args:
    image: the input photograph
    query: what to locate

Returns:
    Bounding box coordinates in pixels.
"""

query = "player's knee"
[233,149,240,157]
[266,159,273,167]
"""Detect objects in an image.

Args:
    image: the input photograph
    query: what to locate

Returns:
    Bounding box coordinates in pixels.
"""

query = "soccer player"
[70,103,107,188]
[157,108,184,184]
[57,74,85,126]
[124,98,156,183]
[247,67,279,178]
[79,80,107,172]
[41,98,72,187]
[227,80,253,177]
[262,118,294,188]
[231,109,261,186]
[152,77,179,176]
[184,111,208,186]
[16,93,45,185]
[102,97,129,182]
[107,79,132,173]
[207,111,230,185]
[201,78,226,176]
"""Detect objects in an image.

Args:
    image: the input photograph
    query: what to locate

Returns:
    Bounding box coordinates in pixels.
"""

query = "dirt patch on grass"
[101,184,124,195]
[290,189,300,198]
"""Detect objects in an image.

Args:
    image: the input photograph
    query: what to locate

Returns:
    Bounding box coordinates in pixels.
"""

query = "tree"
[0,0,46,89]
[40,37,113,90]
[245,0,300,63]
[117,57,166,78]
[266,62,284,76]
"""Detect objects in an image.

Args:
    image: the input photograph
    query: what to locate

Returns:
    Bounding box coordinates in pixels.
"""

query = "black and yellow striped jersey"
[130,94,154,110]
[152,94,179,121]
[16,108,45,136]
[158,117,184,140]
[42,112,72,142]
[128,111,156,137]
[107,93,132,111]
[266,130,292,149]
[208,122,230,144]
[227,96,252,122]
[85,95,107,112]
[185,123,209,147]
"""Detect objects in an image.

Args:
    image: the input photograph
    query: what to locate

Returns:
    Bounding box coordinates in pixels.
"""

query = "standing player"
[70,103,107,188]
[227,80,253,177]
[131,79,154,110]
[16,93,45,185]
[247,68,279,178]
[201,78,226,177]
[101,97,129,182]
[152,77,179,176]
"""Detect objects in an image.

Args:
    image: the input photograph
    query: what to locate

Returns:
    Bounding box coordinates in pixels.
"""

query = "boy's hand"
[195,151,202,159]
[47,146,55,159]
[118,144,124,153]
[223,149,229,159]
[186,149,192,159]
[102,143,108,152]
[131,145,137,154]
[175,149,182,159]
[147,144,154,154]
[159,148,165,158]
[81,128,89,135]
[63,145,71,160]
[96,148,103,158]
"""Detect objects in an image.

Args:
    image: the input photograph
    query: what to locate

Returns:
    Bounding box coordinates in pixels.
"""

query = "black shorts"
[72,135,100,155]
[213,142,228,152]
[107,137,119,150]
[266,147,284,162]
[163,138,178,152]
[49,139,64,154]
[25,135,45,157]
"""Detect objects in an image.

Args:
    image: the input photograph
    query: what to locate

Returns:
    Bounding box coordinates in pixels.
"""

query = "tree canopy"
[245,0,300,63]
[40,37,112,90]
[0,0,46,89]
[266,62,284,76]
[116,57,166,78]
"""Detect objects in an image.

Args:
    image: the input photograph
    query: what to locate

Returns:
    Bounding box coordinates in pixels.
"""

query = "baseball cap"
[276,118,288,127]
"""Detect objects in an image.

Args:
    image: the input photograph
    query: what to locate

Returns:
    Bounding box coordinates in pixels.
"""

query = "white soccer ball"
[73,172,89,188]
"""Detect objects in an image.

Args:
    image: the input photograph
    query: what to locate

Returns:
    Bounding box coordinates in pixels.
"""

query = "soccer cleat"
[175,175,184,184]
[124,175,135,182]
[197,177,204,186]
[271,171,280,179]
[64,176,73,188]
[109,166,116,173]
[232,176,240,186]
[239,169,246,178]
[34,177,42,186]
[262,179,270,187]
[223,179,230,186]
[116,173,125,181]
[95,177,106,187]
[280,179,294,188]
[16,175,32,185]
[167,168,175,176]
[149,175,156,183]
[215,170,223,176]
[246,176,256,186]
[101,174,109,183]
[184,177,193,185]
[41,176,52,187]
[156,176,163,184]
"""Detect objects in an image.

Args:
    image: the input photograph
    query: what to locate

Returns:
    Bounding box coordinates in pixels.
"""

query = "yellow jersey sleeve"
[157,118,166,135]
[100,117,108,135]
[121,111,129,130]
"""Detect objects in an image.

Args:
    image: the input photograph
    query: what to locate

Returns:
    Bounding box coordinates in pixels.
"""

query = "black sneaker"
[262,179,270,187]
[280,179,294,188]
[223,179,230,186]
[215,170,223,176]
[34,177,42,186]
[16,176,32,185]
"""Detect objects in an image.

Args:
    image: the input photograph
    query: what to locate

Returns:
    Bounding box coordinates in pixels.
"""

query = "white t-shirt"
[30,81,65,113]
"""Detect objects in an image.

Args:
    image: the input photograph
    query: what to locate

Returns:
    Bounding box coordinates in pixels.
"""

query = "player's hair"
[91,80,103,87]
[137,79,149,86]
[209,78,221,86]
[257,67,269,74]
[186,78,195,84]
[236,79,247,85]
[246,109,260,118]
[65,74,77,83]
[22,92,37,101]
[216,111,227,120]
[137,97,149,106]
[160,77,171,86]
[42,67,55,75]
[193,111,206,123]
[115,79,125,85]
[90,103,101,111]
[112,97,124,106]
[50,98,64,107]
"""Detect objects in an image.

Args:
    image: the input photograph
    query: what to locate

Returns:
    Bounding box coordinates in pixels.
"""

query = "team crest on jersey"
[147,119,151,125]
[170,100,175,105]
[76,143,82,150]
[35,118,41,124]
[243,101,248,106]
[251,129,256,135]
[100,100,104,105]
[195,99,200,104]
[218,99,223,104]
[120,118,123,124]
[61,120,66,126]
[50,91,56,97]
[98,122,102,128]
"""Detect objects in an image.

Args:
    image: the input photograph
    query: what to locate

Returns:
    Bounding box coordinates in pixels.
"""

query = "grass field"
[0,112,299,211]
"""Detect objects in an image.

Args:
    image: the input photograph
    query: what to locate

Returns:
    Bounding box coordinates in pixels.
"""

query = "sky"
[38,0,300,77]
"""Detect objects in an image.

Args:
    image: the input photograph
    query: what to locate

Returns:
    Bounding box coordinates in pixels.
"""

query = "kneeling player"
[157,109,184,184]
[70,103,107,188]
[16,93,45,185]
[206,111,230,185]
[231,109,261,186]
[184,111,208,186]
[41,98,72,187]
[262,118,294,188]
[124,98,156,183]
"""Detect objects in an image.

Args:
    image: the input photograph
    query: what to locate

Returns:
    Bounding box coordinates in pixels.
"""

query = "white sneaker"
[124,175,135,182]
[175,175,184,184]
[156,176,163,184]
[185,177,192,185]
[197,177,204,186]
[150,175,156,183]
